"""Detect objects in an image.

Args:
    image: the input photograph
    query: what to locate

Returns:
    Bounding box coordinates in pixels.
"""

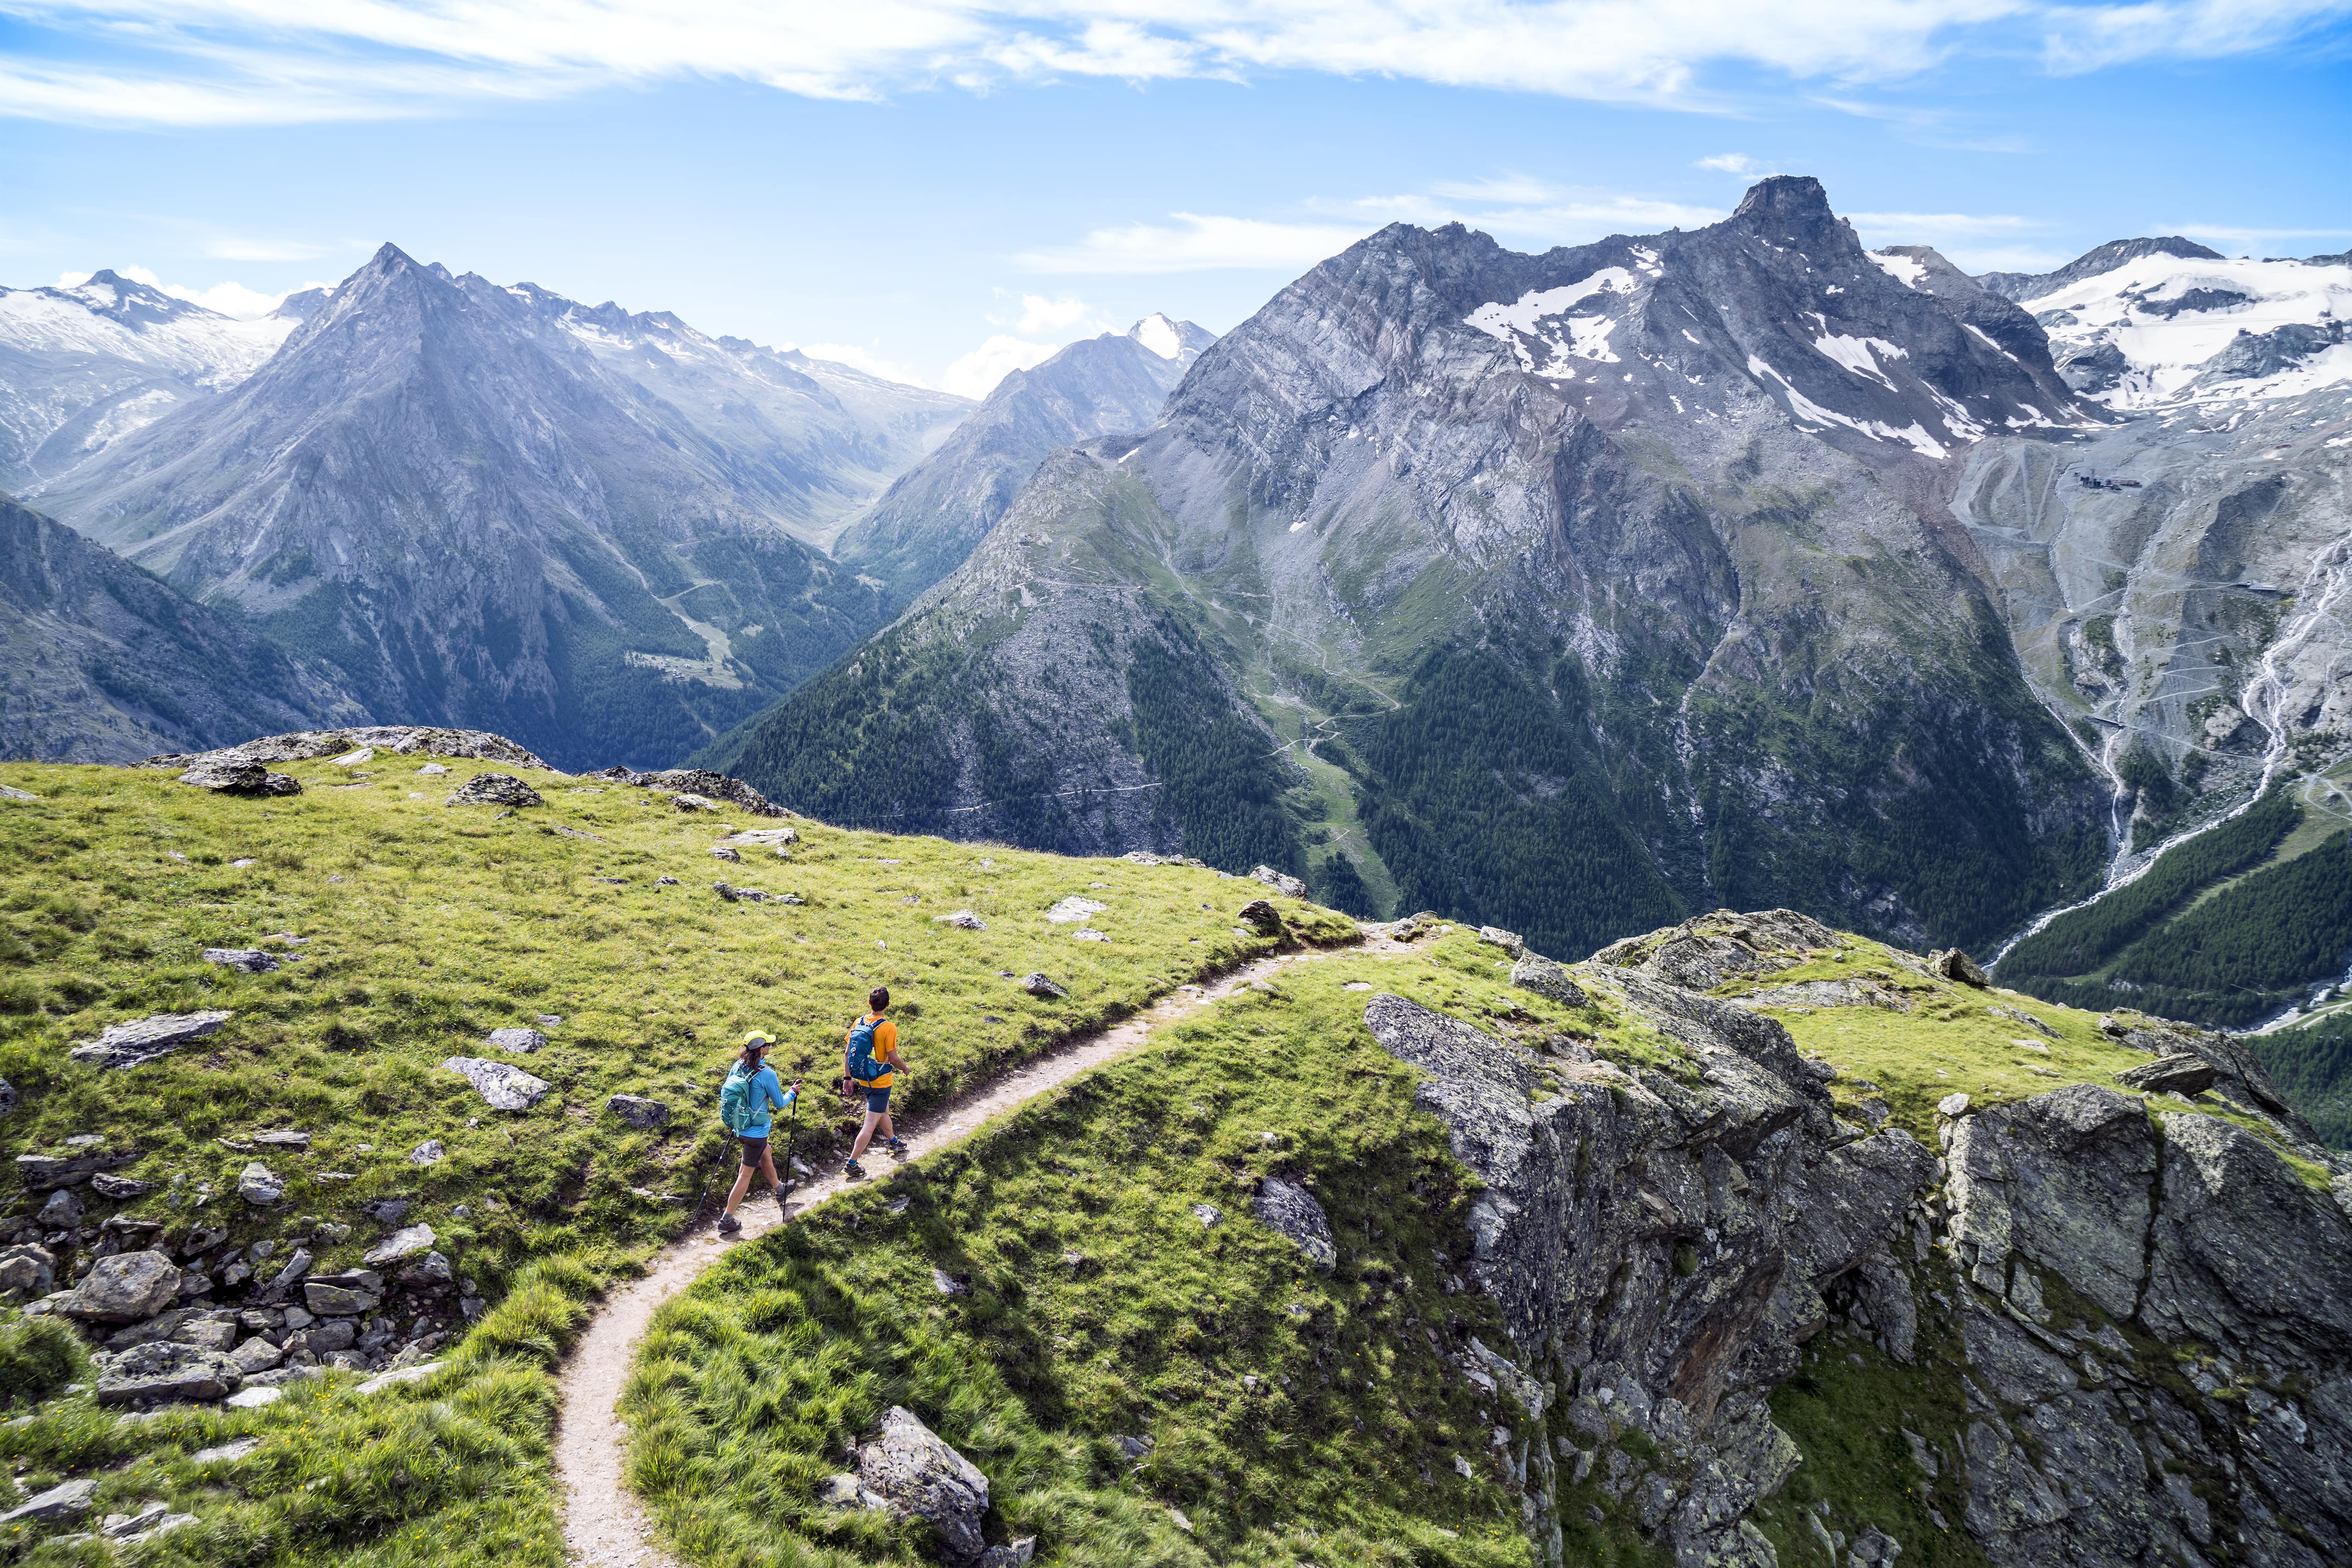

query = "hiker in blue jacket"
[718,1031,797,1234]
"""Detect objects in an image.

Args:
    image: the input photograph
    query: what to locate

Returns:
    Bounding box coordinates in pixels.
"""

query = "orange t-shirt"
[846,1013,899,1087]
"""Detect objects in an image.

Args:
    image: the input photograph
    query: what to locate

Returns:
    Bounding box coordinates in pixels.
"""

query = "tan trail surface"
[556,936,1407,1566]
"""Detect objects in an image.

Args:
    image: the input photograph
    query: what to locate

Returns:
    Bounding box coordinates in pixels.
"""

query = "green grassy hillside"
[0,745,2329,1568]
[0,749,1335,1566]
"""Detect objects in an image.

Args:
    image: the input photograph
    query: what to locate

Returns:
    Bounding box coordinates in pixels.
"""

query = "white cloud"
[2167,222,2352,248]
[793,341,938,388]
[1933,243,2074,273]
[6,1,2344,127]
[1006,292,1108,335]
[938,334,1062,398]
[1847,210,2036,238]
[1695,153,1761,173]
[1018,212,1372,274]
[1318,181,1724,244]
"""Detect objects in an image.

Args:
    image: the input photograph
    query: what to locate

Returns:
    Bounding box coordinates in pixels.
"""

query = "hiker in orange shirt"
[841,985,906,1180]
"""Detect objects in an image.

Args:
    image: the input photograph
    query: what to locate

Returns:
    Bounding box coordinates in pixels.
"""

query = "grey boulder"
[857,1405,993,1564]
[1252,1176,1337,1273]
[88,1172,155,1199]
[484,1027,545,1054]
[0,1477,97,1526]
[1476,926,1525,956]
[1022,973,1067,999]
[176,758,300,796]
[16,1148,137,1188]
[1927,947,1989,986]
[1251,865,1307,898]
[932,910,987,930]
[0,1244,57,1297]
[237,1162,284,1206]
[361,1224,437,1267]
[304,1270,384,1315]
[95,1340,243,1406]
[68,1010,233,1069]
[446,773,545,809]
[204,948,281,974]
[1238,898,1284,934]
[1508,951,1587,1008]
[62,1250,182,1322]
[607,1094,670,1129]
[442,1056,552,1111]
[2115,1053,2219,1096]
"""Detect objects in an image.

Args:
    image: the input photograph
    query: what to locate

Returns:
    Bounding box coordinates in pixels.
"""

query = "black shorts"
[738,1135,768,1164]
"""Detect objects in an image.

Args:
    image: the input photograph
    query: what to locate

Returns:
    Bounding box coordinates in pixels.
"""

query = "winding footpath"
[555,937,1406,1567]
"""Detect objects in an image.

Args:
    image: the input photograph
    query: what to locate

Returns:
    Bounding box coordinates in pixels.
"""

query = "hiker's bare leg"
[879,1111,895,1143]
[851,1109,885,1159]
[723,1161,756,1216]
[757,1147,780,1193]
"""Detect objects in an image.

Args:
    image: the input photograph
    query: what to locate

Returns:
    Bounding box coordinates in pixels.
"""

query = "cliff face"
[1368,909,2352,1568]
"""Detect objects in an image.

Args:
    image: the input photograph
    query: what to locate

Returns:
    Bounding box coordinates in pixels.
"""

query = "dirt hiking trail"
[556,936,1408,1566]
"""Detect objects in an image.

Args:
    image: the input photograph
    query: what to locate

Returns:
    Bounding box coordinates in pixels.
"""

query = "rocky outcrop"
[1365,973,1932,1567]
[853,1405,994,1563]
[1364,911,2352,1568]
[1250,1176,1336,1273]
[586,765,786,818]
[441,1056,552,1110]
[142,726,550,773]
[445,773,544,809]
[66,1010,233,1069]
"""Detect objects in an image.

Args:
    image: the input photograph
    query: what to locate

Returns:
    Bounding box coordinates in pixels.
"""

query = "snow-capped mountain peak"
[1979,241,2352,408]
[1127,312,1216,365]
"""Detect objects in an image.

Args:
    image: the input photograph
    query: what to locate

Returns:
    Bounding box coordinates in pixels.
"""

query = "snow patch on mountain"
[1810,329,1906,390]
[1466,269,1641,376]
[0,276,292,389]
[1748,354,1947,458]
[2012,252,2352,408]
[1865,250,1926,289]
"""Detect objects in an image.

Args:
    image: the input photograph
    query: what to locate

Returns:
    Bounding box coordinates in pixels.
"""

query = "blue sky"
[2,2,2346,395]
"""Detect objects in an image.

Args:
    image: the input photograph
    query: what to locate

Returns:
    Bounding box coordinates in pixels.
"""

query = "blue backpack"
[845,1016,887,1085]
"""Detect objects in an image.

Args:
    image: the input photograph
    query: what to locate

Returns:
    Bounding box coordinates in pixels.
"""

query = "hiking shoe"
[886,1136,909,1157]
[717,1212,742,1233]
[844,1158,868,1181]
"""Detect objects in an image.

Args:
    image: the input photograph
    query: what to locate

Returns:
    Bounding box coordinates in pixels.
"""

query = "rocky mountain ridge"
[0,493,365,762]
[1387,907,2352,1568]
[14,244,963,771]
[0,271,303,493]
[823,314,1216,612]
[715,177,2115,960]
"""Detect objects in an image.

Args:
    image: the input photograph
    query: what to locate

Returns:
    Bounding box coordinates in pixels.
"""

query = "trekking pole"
[782,1083,802,1193]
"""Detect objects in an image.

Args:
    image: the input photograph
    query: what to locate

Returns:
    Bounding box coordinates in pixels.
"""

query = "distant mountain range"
[1,187,2345,1016]
[828,313,1215,608]
[710,177,2352,981]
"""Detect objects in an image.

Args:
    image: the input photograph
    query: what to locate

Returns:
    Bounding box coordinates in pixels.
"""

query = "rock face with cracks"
[1360,908,2352,1568]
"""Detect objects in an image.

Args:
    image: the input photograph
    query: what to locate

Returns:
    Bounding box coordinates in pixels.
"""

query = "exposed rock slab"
[68,1009,232,1068]
[442,1055,552,1110]
[855,1405,992,1564]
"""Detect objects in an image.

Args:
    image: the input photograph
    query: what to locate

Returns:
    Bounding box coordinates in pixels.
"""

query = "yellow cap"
[742,1030,775,1050]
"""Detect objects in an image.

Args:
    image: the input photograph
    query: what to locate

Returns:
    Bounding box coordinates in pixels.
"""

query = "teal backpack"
[718,1066,761,1133]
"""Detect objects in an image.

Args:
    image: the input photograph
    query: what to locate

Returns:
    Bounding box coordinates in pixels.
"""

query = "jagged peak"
[1727,174,1835,231]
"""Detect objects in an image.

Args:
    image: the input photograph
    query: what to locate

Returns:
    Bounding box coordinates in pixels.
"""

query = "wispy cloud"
[1018,212,1372,274]
[204,237,333,262]
[1320,179,1725,244]
[1694,153,1763,173]
[1847,210,2036,238]
[2,1,2346,127]
[2166,222,2352,248]
[938,333,1065,398]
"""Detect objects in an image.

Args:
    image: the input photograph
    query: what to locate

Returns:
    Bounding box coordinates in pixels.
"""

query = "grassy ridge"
[0,751,1320,1564]
[1995,788,2298,984]
[625,931,1704,1568]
